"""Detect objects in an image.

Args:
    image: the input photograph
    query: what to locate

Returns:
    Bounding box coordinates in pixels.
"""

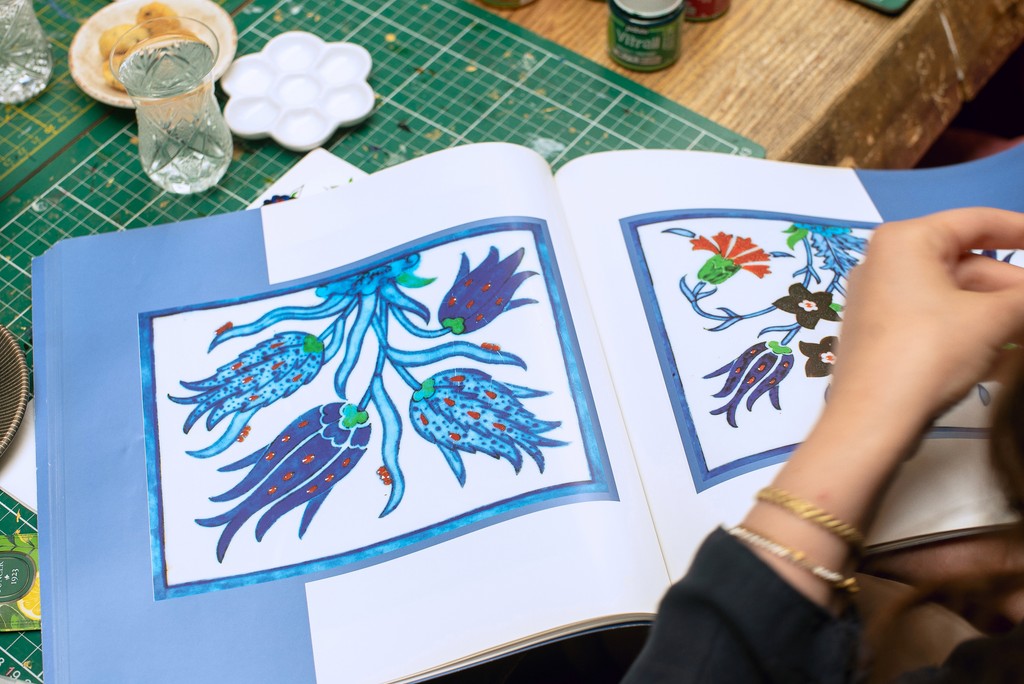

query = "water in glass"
[0,0,53,104]
[117,26,232,194]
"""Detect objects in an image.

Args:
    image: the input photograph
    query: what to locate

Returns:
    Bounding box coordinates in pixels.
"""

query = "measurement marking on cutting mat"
[0,256,30,280]
[2,122,135,232]
[55,188,123,230]
[0,643,42,683]
[0,498,35,533]
[550,92,627,166]
[451,53,552,145]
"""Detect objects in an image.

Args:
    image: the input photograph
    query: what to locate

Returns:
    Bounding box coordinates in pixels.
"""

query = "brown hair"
[860,359,1024,679]
[990,354,1024,532]
[893,355,1024,628]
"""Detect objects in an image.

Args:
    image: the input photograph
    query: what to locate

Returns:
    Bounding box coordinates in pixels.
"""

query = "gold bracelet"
[727,525,859,594]
[756,486,865,547]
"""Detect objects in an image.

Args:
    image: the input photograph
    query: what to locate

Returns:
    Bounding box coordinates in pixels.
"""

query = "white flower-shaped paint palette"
[221,32,374,152]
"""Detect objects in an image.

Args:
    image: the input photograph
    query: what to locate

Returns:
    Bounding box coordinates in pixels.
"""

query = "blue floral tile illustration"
[141,219,613,598]
[621,211,997,492]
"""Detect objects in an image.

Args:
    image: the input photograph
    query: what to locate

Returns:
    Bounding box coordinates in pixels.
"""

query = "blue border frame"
[621,209,987,492]
[140,217,615,599]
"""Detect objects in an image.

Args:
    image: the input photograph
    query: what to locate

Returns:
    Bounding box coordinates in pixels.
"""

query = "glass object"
[608,0,683,72]
[112,17,232,195]
[685,0,730,21]
[0,0,53,104]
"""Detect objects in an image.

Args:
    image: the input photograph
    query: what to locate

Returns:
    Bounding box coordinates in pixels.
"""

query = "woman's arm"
[624,209,1024,683]
[743,207,1024,609]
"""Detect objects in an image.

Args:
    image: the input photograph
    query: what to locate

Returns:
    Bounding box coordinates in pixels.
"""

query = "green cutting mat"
[1,0,257,198]
[0,0,103,197]
[0,2,760,679]
[2,0,761,361]
[0,492,40,683]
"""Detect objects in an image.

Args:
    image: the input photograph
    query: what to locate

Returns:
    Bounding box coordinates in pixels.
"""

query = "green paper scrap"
[0,491,42,682]
[0,534,40,632]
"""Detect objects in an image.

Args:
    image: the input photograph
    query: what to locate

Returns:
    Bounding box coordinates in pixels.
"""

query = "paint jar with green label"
[608,0,683,72]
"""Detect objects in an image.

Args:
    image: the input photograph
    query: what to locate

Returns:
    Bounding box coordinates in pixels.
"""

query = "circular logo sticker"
[0,552,36,603]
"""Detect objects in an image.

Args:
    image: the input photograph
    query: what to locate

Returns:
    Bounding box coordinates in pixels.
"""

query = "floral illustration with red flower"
[668,221,867,427]
[690,231,772,284]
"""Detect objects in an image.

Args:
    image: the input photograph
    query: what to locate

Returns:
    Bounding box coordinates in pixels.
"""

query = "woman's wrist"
[738,397,928,609]
[733,208,1024,612]
[775,402,923,524]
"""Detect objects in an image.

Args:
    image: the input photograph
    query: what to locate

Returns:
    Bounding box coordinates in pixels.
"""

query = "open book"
[34,143,1024,683]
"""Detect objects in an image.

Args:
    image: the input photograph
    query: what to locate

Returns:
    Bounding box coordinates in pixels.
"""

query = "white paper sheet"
[555,149,887,577]
[263,145,669,683]
[0,400,37,511]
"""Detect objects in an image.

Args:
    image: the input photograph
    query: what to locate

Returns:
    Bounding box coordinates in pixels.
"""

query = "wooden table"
[480,0,1024,168]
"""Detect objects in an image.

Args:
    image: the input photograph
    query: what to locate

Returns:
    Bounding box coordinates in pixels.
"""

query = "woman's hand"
[831,208,1024,433]
[742,208,1024,610]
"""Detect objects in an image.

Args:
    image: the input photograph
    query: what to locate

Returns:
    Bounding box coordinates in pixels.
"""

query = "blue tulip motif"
[170,242,564,562]
[409,368,565,485]
[704,342,794,428]
[317,254,435,299]
[438,247,537,335]
[196,402,371,562]
[170,331,326,457]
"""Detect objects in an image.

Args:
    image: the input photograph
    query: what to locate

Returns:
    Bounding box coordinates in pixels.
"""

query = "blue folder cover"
[34,210,324,683]
[856,142,1024,221]
[33,208,615,682]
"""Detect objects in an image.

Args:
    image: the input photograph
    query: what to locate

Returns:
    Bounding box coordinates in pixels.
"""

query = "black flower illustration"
[773,284,841,329]
[799,336,838,377]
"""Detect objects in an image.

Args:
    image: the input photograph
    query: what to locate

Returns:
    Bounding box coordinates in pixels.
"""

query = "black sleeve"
[622,528,861,684]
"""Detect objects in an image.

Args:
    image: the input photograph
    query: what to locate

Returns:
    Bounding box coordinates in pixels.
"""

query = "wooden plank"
[479,0,1024,167]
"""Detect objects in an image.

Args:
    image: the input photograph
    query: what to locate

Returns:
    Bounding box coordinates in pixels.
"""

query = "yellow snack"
[137,2,181,34]
[98,23,135,57]
[110,24,151,55]
[101,61,126,92]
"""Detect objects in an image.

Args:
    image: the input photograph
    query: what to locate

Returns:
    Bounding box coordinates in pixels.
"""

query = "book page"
[558,149,1022,571]
[555,149,901,578]
[137,144,667,682]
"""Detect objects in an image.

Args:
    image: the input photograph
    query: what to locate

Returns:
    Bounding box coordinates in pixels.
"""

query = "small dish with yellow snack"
[69,0,237,108]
